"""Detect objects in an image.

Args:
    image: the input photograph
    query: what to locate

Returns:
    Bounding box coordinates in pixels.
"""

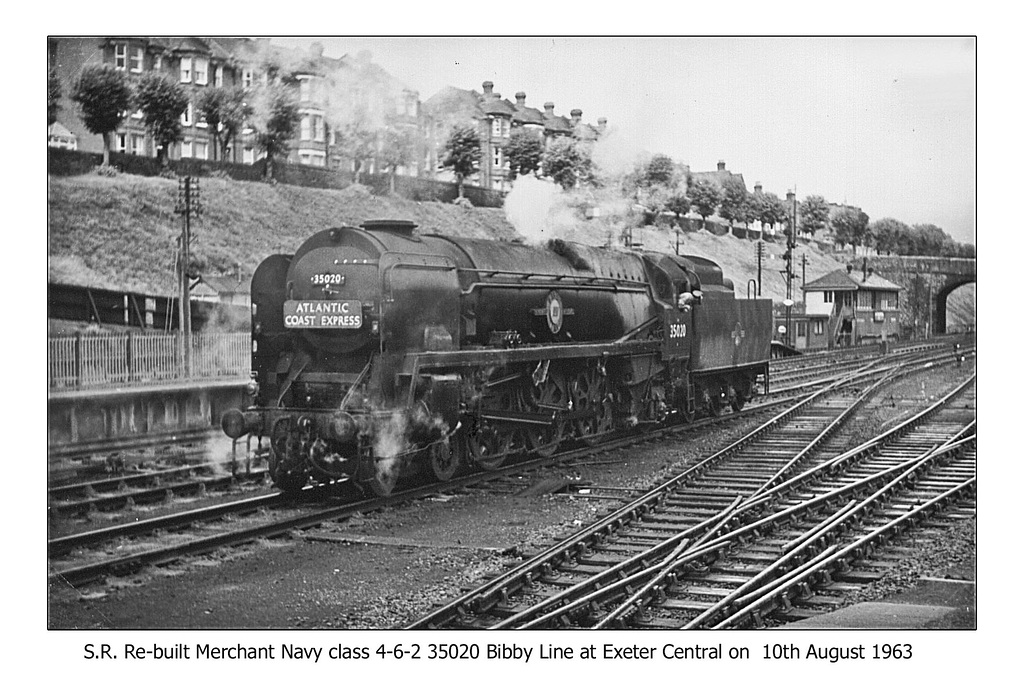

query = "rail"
[47,331,250,391]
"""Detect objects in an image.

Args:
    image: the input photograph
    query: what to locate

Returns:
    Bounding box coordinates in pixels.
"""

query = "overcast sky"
[277,36,976,244]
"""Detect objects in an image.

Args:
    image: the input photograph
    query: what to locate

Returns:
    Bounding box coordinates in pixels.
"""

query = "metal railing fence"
[48,332,250,391]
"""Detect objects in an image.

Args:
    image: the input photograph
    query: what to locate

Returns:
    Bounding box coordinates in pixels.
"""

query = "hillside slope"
[47,173,974,327]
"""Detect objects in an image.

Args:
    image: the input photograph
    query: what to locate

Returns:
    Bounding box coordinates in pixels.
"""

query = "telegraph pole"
[175,176,201,378]
[784,190,798,345]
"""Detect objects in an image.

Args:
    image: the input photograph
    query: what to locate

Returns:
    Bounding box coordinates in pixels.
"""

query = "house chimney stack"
[544,102,555,117]
[515,91,526,108]
[570,109,582,126]
[482,81,494,97]
[754,181,763,194]
[717,160,726,171]
[597,117,607,134]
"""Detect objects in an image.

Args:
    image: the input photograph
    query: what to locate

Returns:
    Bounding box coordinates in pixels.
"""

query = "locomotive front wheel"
[427,440,461,482]
[268,448,309,493]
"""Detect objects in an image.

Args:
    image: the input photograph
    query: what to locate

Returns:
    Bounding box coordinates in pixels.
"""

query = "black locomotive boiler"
[221,220,772,495]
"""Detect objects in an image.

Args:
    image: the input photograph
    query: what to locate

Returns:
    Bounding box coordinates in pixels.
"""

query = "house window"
[154,55,163,71]
[300,79,310,101]
[243,68,254,88]
[823,291,834,303]
[813,320,824,336]
[130,134,145,155]
[130,48,144,73]
[181,102,193,127]
[180,56,192,83]
[313,115,324,142]
[492,147,502,168]
[491,118,502,137]
[195,58,208,85]
[114,44,127,70]
[797,322,807,338]
[329,129,337,146]
[300,116,311,141]
[215,65,223,88]
[196,112,208,129]
[181,140,192,158]
[194,141,208,160]
[116,133,127,152]
[243,147,254,164]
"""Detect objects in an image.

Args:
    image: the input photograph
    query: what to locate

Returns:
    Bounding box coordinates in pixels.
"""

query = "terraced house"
[47,37,424,175]
[423,81,606,191]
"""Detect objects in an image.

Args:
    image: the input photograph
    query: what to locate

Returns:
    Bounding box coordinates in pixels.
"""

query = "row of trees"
[440,126,594,197]
[70,64,307,178]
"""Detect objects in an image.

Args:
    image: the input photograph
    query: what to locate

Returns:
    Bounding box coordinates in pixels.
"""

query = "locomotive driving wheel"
[466,422,510,470]
[571,367,615,444]
[528,376,568,457]
[427,439,461,482]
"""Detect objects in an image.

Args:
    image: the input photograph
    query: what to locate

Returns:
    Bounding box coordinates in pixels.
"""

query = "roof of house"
[691,168,746,191]
[48,121,75,138]
[195,275,252,295]
[803,269,902,292]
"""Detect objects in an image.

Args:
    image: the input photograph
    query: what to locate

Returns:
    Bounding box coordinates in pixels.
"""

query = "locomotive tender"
[221,220,772,496]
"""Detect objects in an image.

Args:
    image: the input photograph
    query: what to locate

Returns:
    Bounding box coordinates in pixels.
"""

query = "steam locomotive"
[221,220,772,496]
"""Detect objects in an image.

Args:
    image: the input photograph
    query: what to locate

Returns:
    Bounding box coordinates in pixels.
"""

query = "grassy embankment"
[47,172,974,325]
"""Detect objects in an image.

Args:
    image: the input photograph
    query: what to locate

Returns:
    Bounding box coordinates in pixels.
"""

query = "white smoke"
[502,174,566,244]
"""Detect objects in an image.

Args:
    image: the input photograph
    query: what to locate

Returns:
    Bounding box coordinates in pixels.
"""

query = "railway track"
[47,347,969,590]
[406,369,975,630]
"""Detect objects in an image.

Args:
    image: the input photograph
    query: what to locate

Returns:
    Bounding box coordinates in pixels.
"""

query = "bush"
[92,164,120,178]
[453,196,474,209]
[339,183,372,199]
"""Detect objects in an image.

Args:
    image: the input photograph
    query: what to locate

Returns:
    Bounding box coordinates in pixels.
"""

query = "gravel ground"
[47,362,977,630]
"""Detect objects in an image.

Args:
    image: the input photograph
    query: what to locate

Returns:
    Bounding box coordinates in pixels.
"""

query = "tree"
[252,83,301,180]
[48,68,61,126]
[378,121,417,194]
[718,177,750,228]
[643,153,678,188]
[910,223,952,256]
[799,195,831,236]
[664,192,691,222]
[832,206,871,255]
[688,180,722,229]
[70,65,132,165]
[870,218,910,255]
[753,192,787,240]
[134,72,189,167]
[504,128,544,180]
[542,137,594,190]
[441,124,481,198]
[197,86,248,162]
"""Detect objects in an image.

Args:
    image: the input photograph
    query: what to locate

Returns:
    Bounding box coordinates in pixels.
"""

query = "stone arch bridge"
[863,256,976,335]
